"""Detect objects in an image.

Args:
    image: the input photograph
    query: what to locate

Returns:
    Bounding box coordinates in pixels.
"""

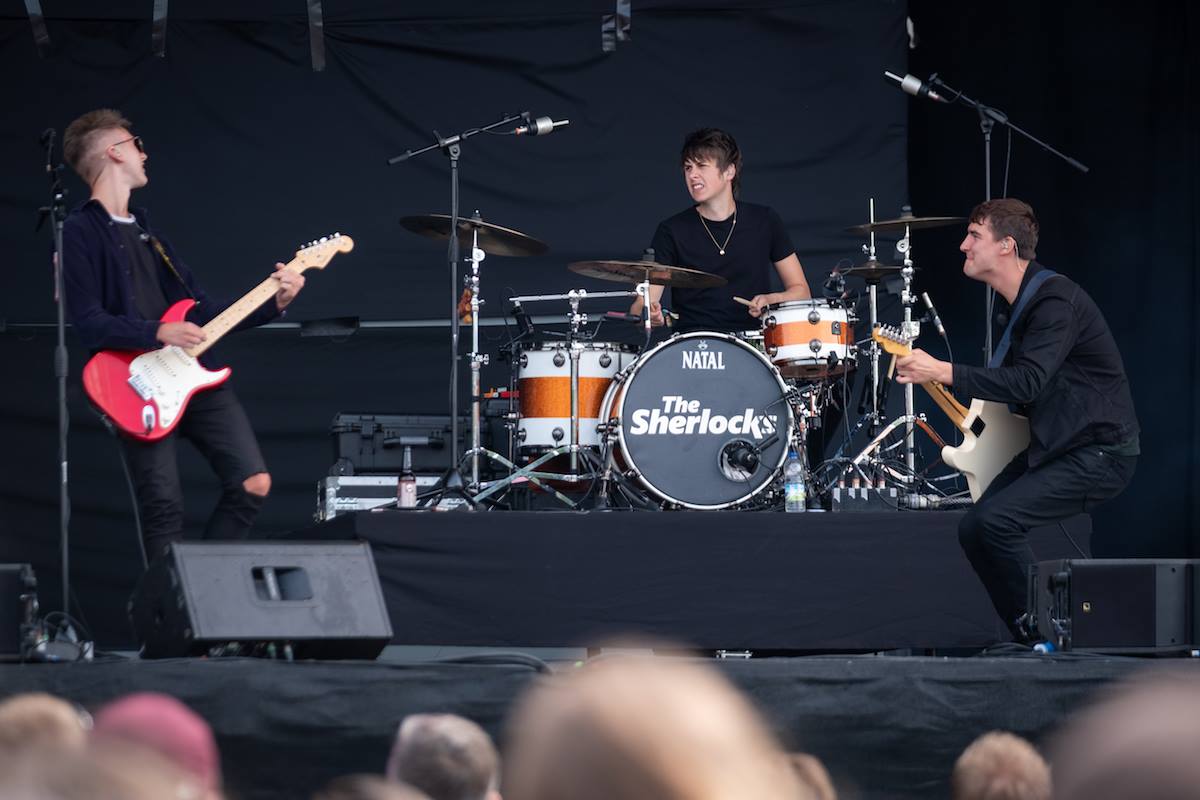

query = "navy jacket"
[61,199,280,367]
[953,261,1139,467]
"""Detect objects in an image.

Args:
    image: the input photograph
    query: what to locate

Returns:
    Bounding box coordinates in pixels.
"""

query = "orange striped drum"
[762,299,855,379]
[517,341,637,452]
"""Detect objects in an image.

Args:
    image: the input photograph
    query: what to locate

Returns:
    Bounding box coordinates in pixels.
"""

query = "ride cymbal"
[845,215,965,235]
[400,213,548,257]
[567,259,727,289]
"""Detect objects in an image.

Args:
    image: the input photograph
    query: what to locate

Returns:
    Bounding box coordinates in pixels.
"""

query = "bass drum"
[600,332,792,509]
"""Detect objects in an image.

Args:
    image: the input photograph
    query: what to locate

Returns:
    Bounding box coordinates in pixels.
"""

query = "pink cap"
[93,692,221,791]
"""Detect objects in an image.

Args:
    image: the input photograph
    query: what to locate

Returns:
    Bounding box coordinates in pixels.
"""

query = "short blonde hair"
[506,651,810,800]
[63,108,132,184]
[0,692,89,755]
[952,731,1050,800]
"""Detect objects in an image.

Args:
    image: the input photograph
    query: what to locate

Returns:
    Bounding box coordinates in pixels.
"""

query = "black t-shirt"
[113,217,171,321]
[650,201,795,333]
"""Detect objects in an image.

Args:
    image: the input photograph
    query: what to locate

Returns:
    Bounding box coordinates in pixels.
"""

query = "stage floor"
[283,509,1091,650]
[0,651,1179,799]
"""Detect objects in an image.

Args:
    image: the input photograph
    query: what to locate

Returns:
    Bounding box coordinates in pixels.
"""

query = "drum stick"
[732,296,753,307]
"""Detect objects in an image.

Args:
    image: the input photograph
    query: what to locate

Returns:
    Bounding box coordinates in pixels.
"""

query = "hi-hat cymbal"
[841,259,914,283]
[568,259,727,289]
[845,215,965,235]
[400,213,548,257]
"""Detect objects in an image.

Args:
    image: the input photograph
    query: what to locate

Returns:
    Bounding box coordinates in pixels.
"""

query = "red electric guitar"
[83,233,354,441]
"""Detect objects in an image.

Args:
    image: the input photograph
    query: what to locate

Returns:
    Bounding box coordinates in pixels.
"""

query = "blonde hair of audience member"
[951,731,1050,800]
[1052,669,1200,800]
[0,739,204,800]
[315,774,432,800]
[386,713,501,800]
[0,692,90,755]
[505,652,811,800]
[788,752,838,800]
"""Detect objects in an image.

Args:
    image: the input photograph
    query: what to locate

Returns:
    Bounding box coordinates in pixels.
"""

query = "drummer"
[630,128,812,332]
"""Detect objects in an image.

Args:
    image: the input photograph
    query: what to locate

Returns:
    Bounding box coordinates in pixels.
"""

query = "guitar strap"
[988,268,1058,368]
[147,234,197,301]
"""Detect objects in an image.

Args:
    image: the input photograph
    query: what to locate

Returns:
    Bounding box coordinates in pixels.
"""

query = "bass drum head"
[615,332,791,509]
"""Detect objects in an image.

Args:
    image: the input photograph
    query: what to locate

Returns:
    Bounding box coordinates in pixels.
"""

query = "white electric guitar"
[873,325,1030,501]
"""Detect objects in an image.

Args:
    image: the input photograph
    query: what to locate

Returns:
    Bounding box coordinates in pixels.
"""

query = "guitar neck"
[921,380,969,429]
[186,263,298,358]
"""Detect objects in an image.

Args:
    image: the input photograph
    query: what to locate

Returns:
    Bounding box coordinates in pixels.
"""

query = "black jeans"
[118,383,268,561]
[958,445,1136,637]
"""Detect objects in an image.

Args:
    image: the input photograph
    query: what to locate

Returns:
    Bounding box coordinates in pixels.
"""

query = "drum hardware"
[398,203,549,501]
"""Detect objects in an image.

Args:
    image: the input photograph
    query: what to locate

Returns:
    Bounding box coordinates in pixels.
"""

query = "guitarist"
[60,109,306,561]
[895,198,1139,642]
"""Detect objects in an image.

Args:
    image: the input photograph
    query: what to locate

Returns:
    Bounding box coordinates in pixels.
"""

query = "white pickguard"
[127,346,230,430]
[941,399,1031,502]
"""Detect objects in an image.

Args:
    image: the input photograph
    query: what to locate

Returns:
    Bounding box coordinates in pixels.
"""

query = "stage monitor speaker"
[130,542,393,660]
[1030,558,1196,654]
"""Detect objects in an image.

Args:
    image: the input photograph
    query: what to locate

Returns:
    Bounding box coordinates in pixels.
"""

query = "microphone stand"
[925,73,1089,364]
[387,112,526,506]
[37,133,71,614]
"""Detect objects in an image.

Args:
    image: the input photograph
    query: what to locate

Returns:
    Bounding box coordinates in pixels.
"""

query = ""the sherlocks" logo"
[681,340,724,370]
[628,395,777,438]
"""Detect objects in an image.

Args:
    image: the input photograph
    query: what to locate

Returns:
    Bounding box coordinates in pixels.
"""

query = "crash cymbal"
[399,213,548,257]
[568,259,727,289]
[845,215,965,235]
[841,259,915,283]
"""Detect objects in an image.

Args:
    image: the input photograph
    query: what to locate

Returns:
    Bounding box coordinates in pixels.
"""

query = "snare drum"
[600,332,792,509]
[762,299,855,378]
[516,341,637,453]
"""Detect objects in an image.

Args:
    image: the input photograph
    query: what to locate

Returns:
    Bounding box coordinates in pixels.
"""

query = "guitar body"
[941,399,1030,502]
[82,299,231,441]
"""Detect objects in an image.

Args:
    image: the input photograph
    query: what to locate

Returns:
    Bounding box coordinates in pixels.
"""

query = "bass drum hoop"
[610,331,793,510]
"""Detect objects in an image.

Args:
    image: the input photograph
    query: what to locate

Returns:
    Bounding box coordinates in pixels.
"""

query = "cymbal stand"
[566,289,587,473]
[896,223,919,483]
[466,220,486,489]
[861,198,882,433]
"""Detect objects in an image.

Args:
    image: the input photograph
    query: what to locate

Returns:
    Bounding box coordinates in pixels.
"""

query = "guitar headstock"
[872,323,914,357]
[294,233,354,270]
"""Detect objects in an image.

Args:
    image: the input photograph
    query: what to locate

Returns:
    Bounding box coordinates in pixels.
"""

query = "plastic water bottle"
[397,445,418,509]
[784,449,807,513]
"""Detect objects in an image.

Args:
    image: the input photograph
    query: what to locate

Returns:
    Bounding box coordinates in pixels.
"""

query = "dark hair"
[63,108,133,185]
[680,128,743,195]
[970,198,1039,261]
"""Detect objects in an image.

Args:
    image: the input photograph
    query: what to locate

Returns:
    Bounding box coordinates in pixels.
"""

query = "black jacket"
[61,199,280,368]
[952,261,1139,468]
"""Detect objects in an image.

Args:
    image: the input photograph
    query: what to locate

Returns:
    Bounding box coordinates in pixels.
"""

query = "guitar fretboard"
[186,262,300,358]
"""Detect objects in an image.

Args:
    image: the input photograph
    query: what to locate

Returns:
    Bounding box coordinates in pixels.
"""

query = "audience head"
[386,713,501,800]
[505,651,809,800]
[951,731,1050,800]
[316,774,432,800]
[92,692,222,795]
[788,752,838,800]
[0,740,198,800]
[1052,668,1200,800]
[0,692,90,755]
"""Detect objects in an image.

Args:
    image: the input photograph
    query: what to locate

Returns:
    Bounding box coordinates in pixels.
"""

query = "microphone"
[884,71,947,103]
[723,440,761,474]
[41,128,56,173]
[514,116,570,136]
[512,301,536,337]
[921,292,947,338]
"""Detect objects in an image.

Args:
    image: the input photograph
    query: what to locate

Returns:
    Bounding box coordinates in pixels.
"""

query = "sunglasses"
[109,135,145,154]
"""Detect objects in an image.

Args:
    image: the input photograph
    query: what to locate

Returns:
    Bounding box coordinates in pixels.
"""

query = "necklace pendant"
[719,249,725,255]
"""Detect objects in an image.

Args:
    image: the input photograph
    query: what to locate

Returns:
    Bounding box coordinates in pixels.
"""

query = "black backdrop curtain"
[0,1,909,644]
[0,1,1196,648]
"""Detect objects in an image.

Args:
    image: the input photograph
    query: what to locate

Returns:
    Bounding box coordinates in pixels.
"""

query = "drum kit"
[399,202,966,511]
